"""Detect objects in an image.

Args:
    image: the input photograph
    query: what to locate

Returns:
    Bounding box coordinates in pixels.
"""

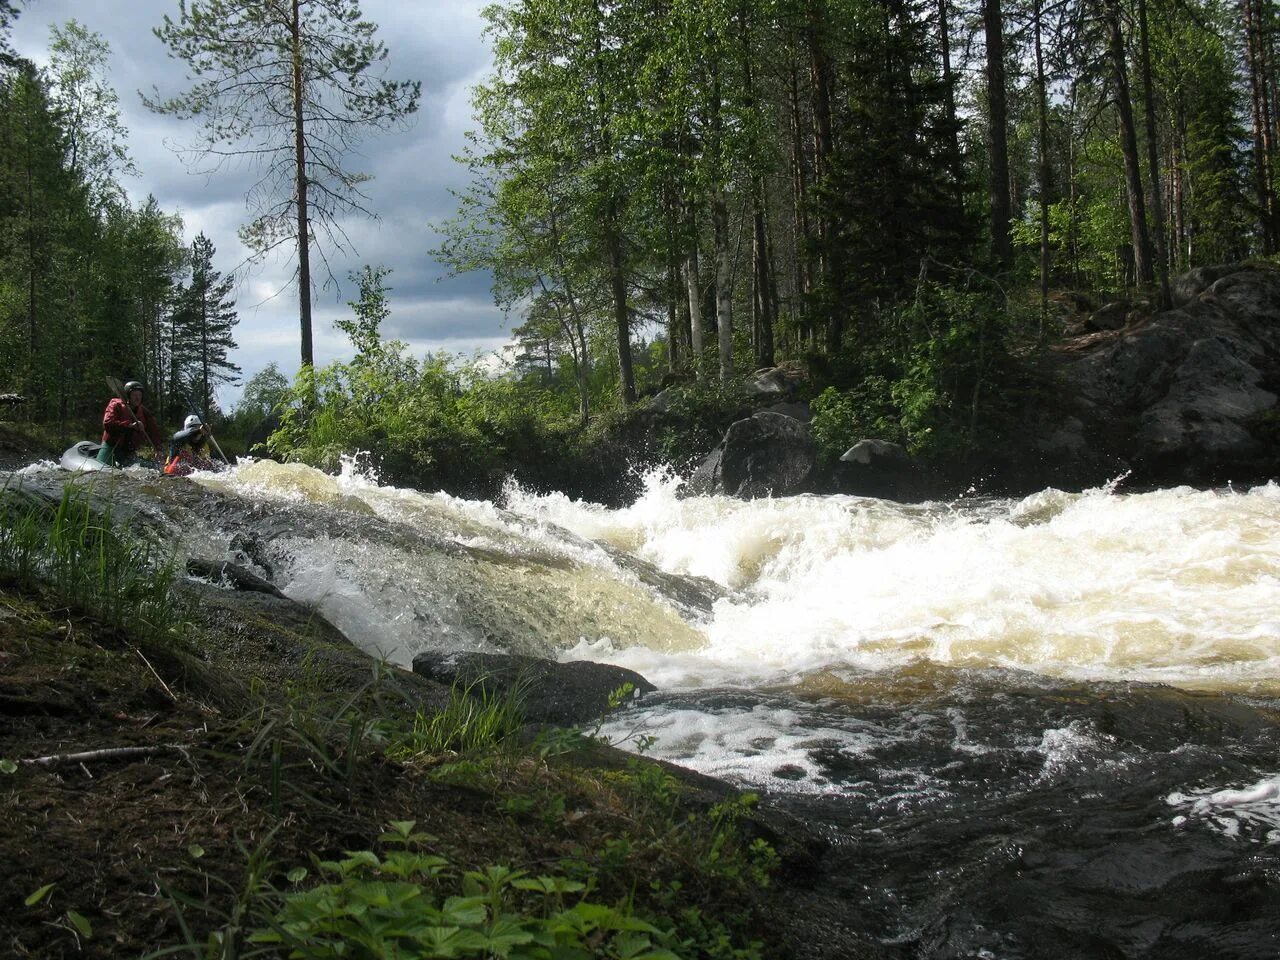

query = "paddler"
[97,380,165,467]
[164,415,217,476]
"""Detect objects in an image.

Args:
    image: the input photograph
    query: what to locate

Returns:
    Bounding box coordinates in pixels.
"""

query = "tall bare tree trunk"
[741,15,774,370]
[1033,0,1052,337]
[1244,0,1277,251]
[605,204,635,405]
[714,189,733,382]
[807,2,842,351]
[983,0,1013,268]
[687,238,705,371]
[788,61,814,346]
[1104,0,1154,287]
[1137,0,1171,308]
[937,0,965,211]
[291,0,314,368]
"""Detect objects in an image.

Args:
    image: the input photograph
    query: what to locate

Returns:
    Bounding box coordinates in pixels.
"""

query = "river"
[15,457,1280,957]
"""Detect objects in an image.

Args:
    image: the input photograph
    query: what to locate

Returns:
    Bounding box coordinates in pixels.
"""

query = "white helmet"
[184,414,203,430]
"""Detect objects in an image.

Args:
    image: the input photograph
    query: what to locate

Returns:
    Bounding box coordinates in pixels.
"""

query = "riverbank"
[0,496,879,959]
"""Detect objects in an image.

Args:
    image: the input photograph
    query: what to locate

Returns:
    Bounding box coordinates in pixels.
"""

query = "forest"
[1,0,1277,491]
[0,12,239,432]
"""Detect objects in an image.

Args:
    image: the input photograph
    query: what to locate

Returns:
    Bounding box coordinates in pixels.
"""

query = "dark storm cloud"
[10,0,507,403]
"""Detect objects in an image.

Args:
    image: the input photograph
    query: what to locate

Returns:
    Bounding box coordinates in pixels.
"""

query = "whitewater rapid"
[185,460,1280,693]
[500,471,1280,694]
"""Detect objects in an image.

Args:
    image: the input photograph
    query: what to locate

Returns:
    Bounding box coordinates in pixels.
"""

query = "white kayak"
[60,440,111,472]
[59,441,160,472]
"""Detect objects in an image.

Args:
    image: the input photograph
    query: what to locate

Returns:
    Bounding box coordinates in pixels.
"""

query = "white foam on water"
[523,476,1280,693]
[204,461,1280,694]
[594,701,911,795]
[1168,775,1280,843]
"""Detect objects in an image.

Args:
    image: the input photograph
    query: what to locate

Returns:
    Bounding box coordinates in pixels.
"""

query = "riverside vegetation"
[0,482,814,959]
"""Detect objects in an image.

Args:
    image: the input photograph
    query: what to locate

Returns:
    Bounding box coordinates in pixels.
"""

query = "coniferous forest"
[2,0,1279,493]
[0,11,240,431]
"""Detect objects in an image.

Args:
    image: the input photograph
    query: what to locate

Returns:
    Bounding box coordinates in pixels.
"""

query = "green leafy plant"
[246,821,695,960]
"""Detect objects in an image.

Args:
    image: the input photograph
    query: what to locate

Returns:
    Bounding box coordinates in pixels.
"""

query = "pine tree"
[174,233,240,420]
[146,0,420,370]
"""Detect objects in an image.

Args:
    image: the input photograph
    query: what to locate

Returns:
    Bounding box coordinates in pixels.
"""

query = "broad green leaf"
[440,895,488,926]
[0,758,17,774]
[25,883,55,907]
[66,910,93,939]
[286,866,308,884]
[187,843,205,859]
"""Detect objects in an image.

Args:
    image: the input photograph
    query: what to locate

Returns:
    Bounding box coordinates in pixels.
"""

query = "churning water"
[14,458,1280,957]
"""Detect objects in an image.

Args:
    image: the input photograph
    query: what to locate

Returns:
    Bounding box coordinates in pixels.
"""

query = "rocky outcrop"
[411,651,654,726]
[1060,263,1280,483]
[686,410,818,499]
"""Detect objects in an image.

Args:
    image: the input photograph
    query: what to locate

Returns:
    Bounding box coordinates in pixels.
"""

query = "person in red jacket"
[97,380,165,467]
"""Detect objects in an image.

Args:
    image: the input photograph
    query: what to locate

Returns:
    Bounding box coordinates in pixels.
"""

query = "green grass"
[388,676,526,760]
[0,481,183,641]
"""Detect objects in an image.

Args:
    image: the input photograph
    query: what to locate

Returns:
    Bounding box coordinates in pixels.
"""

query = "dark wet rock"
[1087,300,1132,331]
[762,400,812,423]
[186,557,284,597]
[687,411,818,499]
[1171,263,1241,306]
[835,439,921,499]
[595,541,726,620]
[411,651,655,726]
[840,438,911,467]
[744,366,795,397]
[177,578,449,715]
[645,385,680,413]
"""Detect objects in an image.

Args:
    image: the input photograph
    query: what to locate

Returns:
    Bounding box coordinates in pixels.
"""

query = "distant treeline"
[0,16,238,430]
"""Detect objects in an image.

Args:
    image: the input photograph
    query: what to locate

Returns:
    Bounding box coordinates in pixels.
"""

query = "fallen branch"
[21,745,181,767]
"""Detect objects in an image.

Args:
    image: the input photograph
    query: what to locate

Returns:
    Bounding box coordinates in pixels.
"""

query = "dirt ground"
[0,576,870,960]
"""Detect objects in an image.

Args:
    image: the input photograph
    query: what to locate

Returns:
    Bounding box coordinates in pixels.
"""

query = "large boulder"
[835,439,924,499]
[1060,263,1280,482]
[686,411,818,499]
[411,651,654,727]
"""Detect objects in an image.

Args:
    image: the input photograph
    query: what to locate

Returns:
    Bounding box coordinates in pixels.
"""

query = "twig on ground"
[21,746,181,767]
[132,646,178,702]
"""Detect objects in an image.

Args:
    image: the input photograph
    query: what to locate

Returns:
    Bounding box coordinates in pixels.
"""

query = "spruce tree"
[174,232,240,420]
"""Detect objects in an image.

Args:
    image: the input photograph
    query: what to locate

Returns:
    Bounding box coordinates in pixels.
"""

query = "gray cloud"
[10,0,505,407]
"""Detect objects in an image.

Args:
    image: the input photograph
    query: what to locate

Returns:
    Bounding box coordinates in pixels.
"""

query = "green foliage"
[648,377,750,470]
[890,284,1018,456]
[810,378,903,462]
[0,482,182,641]
[249,824,692,960]
[238,659,395,816]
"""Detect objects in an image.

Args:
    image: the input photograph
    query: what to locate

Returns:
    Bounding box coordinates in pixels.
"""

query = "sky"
[11,0,506,408]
